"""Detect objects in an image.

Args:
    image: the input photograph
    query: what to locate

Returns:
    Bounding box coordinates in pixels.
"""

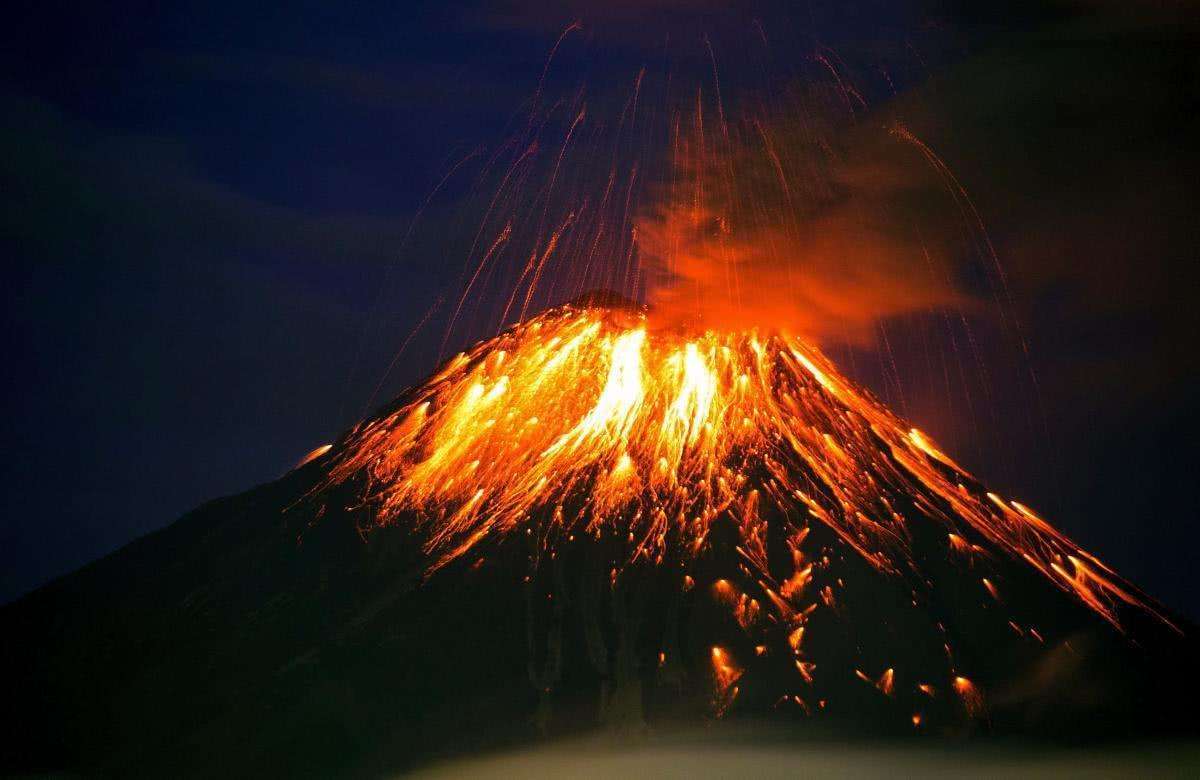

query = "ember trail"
[326,303,1172,671]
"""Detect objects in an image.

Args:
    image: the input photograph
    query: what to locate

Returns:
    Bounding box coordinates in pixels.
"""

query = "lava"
[326,301,1172,642]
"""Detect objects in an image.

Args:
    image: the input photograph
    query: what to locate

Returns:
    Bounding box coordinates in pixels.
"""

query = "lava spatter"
[321,300,1177,723]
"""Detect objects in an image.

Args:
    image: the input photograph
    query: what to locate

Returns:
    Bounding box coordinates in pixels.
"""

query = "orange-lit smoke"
[637,121,970,344]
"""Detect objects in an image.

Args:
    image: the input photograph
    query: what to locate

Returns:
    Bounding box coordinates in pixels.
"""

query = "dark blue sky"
[4,1,1198,617]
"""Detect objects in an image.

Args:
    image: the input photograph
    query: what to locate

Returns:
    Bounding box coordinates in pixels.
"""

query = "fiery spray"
[328,302,1170,638]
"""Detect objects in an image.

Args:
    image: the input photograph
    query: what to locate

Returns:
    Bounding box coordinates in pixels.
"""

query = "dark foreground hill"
[3,457,542,776]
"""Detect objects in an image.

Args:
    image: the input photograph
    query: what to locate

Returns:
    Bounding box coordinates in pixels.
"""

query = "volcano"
[4,298,1196,776]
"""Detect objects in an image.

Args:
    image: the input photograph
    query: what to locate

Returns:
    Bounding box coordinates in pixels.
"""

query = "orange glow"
[711,645,743,696]
[294,443,332,470]
[734,596,761,630]
[981,578,1001,602]
[780,565,813,601]
[954,675,984,717]
[877,667,895,696]
[947,534,971,556]
[712,579,738,606]
[857,667,894,696]
[326,303,1172,637]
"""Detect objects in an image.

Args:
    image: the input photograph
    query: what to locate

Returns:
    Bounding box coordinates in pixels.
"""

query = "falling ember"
[712,579,738,606]
[982,578,1001,602]
[327,302,1172,628]
[954,676,984,718]
[293,443,332,470]
[711,646,742,691]
[710,645,744,715]
[877,668,895,697]
[947,534,971,557]
[787,626,805,653]
[855,668,895,697]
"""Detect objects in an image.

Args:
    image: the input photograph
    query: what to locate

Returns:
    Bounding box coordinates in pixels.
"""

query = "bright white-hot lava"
[327,303,1171,639]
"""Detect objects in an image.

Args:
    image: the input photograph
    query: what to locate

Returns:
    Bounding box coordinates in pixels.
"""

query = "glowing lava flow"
[327,302,1172,640]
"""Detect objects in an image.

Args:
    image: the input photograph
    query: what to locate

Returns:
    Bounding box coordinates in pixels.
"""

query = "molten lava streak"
[327,302,1172,642]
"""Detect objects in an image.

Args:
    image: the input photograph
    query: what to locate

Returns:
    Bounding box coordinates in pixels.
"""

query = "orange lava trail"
[326,303,1174,636]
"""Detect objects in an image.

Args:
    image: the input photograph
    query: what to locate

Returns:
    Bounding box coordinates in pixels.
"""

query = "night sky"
[4,0,1198,621]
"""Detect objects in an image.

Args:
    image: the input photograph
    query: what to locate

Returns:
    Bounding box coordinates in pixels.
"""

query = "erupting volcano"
[7,9,1199,776]
[4,303,1195,776]
[309,296,1183,734]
